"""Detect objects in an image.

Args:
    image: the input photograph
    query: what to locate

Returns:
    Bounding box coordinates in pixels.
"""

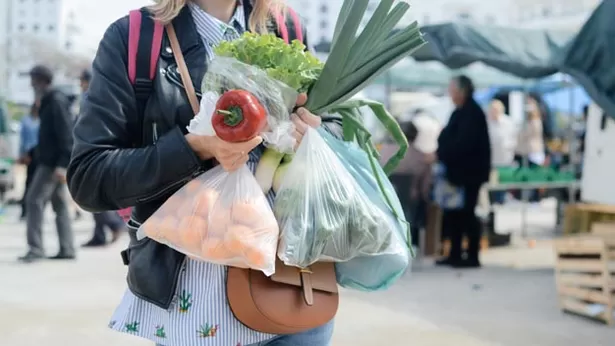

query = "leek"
[254,149,285,194]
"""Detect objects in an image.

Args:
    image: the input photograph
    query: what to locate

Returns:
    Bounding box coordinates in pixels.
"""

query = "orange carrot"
[159,216,181,245]
[194,189,219,218]
[224,224,252,253]
[178,216,206,253]
[183,179,202,194]
[208,208,232,235]
[231,200,262,226]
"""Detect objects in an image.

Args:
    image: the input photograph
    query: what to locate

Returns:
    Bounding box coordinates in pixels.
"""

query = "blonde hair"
[149,0,285,33]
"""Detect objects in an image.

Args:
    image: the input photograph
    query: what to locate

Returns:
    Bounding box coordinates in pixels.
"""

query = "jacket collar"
[168,5,203,55]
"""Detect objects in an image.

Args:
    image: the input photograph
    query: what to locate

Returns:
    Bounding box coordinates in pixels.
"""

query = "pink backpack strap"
[273,10,289,44]
[273,7,303,44]
[128,9,164,85]
[287,7,303,44]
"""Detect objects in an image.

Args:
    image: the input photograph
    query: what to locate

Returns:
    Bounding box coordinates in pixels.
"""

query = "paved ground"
[0,194,614,345]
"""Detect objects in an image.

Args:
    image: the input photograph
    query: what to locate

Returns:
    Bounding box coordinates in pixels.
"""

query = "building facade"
[2,0,88,104]
[0,0,11,96]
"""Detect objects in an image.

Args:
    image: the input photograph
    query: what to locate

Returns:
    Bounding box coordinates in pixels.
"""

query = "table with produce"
[138,0,425,291]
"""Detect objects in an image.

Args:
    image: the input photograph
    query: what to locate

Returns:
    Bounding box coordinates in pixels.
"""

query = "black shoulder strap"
[134,8,157,119]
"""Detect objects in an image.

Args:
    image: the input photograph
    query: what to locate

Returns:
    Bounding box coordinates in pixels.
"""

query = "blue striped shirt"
[109,2,276,345]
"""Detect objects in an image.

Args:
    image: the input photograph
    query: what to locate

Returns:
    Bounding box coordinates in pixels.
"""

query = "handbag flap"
[270,260,338,294]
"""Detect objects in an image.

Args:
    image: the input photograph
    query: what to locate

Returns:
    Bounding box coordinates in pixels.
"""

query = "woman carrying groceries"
[67,0,340,345]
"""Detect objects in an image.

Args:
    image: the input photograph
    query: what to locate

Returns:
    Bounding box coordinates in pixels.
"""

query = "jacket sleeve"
[67,19,203,212]
[51,93,74,169]
[19,118,27,158]
[437,111,476,165]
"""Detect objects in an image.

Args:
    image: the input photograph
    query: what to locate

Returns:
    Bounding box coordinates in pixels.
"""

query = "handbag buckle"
[299,267,314,306]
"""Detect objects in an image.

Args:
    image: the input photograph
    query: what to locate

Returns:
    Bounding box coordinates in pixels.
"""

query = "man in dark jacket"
[436,75,491,268]
[18,65,75,263]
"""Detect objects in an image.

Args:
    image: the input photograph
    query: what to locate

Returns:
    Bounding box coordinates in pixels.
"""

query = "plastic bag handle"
[166,23,200,115]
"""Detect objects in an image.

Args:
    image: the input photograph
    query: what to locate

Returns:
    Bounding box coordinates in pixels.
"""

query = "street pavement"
[0,198,614,345]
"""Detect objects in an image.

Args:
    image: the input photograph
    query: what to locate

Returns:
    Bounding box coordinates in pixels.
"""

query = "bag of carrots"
[136,66,294,275]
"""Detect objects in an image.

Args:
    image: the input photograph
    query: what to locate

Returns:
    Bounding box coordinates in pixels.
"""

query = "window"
[422,15,430,25]
[18,24,25,31]
[65,41,72,49]
[541,7,552,17]
[320,4,327,13]
[48,24,55,31]
[319,20,327,29]
[33,24,40,31]
[457,12,471,21]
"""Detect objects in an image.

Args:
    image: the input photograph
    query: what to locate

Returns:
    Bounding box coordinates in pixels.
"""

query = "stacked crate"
[554,223,615,325]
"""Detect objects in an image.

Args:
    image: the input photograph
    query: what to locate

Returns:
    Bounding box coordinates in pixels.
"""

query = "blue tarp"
[413,1,615,118]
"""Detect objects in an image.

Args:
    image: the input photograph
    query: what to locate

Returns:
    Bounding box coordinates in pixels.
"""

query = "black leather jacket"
[67,5,341,309]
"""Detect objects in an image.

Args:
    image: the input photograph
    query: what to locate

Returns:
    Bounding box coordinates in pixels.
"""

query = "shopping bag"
[200,56,298,153]
[320,129,411,291]
[433,163,465,210]
[137,89,283,275]
[275,127,402,268]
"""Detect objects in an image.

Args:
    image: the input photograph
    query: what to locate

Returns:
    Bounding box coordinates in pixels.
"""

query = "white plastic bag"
[138,96,280,275]
[274,128,402,268]
[201,56,298,153]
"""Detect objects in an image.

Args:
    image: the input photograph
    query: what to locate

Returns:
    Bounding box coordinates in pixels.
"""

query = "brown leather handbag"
[227,259,339,335]
[166,24,339,336]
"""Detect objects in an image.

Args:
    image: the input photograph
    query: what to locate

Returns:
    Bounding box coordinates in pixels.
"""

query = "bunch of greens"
[215,32,323,93]
[214,0,425,258]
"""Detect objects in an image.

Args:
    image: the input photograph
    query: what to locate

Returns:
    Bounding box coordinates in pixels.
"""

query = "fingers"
[296,108,321,128]
[292,114,308,134]
[219,152,249,172]
[218,136,263,156]
[295,93,308,107]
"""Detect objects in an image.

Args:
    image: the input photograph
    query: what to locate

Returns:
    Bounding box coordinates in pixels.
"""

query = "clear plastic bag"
[320,129,411,291]
[201,56,299,153]
[137,95,280,276]
[275,127,402,268]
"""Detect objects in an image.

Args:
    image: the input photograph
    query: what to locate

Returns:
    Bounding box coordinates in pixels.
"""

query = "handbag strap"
[166,23,200,115]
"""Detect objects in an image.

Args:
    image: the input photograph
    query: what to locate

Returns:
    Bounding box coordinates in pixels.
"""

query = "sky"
[72,0,150,43]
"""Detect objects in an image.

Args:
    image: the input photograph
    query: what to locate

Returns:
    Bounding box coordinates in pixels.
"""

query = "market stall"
[411,0,615,241]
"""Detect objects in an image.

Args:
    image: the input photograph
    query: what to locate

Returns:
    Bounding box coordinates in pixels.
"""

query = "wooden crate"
[563,203,615,235]
[592,222,615,237]
[554,236,615,325]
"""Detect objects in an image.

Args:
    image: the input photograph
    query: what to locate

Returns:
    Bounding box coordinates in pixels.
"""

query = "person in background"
[18,101,41,220]
[487,99,517,204]
[515,97,545,202]
[516,97,546,167]
[435,75,491,268]
[383,120,420,247]
[19,65,75,263]
[79,68,126,248]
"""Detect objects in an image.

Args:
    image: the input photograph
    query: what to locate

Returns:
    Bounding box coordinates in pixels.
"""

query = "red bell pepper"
[212,90,267,142]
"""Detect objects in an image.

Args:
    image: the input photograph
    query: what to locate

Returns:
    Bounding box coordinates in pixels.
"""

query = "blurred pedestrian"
[487,99,517,204]
[515,97,545,167]
[18,65,75,263]
[78,68,126,248]
[435,75,491,268]
[18,101,41,220]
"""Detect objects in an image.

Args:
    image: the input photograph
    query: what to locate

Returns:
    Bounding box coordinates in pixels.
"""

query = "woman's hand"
[292,93,321,149]
[186,134,262,172]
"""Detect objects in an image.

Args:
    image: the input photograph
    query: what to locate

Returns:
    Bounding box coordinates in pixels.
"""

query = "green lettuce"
[214,32,323,92]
